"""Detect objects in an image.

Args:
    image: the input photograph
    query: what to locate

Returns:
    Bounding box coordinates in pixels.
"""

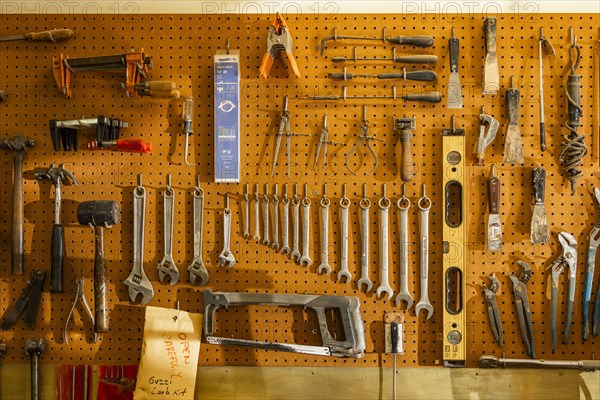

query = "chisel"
[530,168,550,245]
[328,68,437,82]
[487,165,502,251]
[0,28,73,43]
[503,76,524,164]
[447,28,463,109]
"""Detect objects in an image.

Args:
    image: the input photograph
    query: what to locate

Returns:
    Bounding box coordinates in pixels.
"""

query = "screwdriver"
[320,28,433,55]
[0,28,74,43]
[329,67,437,82]
[331,48,438,64]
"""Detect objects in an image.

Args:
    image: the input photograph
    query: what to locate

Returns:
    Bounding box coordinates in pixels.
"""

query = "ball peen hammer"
[0,136,36,275]
[77,200,121,333]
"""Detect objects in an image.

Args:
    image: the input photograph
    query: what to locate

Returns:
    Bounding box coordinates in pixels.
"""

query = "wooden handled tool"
[0,28,73,42]
[77,201,121,333]
[394,117,416,182]
[487,165,502,251]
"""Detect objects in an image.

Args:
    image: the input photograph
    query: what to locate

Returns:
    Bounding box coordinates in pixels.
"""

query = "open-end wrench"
[272,184,280,250]
[281,184,291,254]
[124,173,154,304]
[318,184,332,275]
[218,193,236,268]
[299,184,313,267]
[157,174,180,285]
[376,184,394,300]
[262,183,270,246]
[188,176,208,286]
[243,183,250,239]
[338,184,351,283]
[358,184,373,292]
[291,184,301,262]
[415,184,433,319]
[395,184,413,309]
[253,183,260,242]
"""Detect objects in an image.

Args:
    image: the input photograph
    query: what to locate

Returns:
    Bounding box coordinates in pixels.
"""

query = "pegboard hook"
[226,37,230,54]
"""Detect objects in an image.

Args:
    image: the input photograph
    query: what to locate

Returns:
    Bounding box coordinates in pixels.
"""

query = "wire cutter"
[259,13,301,79]
[549,231,578,352]
[510,260,535,358]
[482,273,503,347]
[64,273,97,344]
[345,105,384,175]
[587,187,600,338]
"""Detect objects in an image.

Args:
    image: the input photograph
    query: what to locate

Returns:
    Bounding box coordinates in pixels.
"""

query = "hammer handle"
[12,151,24,275]
[94,226,109,333]
[50,224,64,293]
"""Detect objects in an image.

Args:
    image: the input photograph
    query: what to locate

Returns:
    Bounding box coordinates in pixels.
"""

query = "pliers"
[64,273,97,344]
[586,187,600,338]
[510,260,535,358]
[482,273,503,347]
[259,13,301,79]
[549,231,578,352]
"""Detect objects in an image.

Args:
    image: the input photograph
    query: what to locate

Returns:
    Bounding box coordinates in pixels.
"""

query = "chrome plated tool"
[317,184,332,276]
[314,114,344,169]
[376,184,393,301]
[473,106,499,165]
[157,174,180,285]
[486,165,502,251]
[482,17,499,94]
[188,176,209,286]
[395,184,413,309]
[538,27,555,151]
[218,193,236,268]
[503,76,524,164]
[415,184,433,319]
[447,28,463,109]
[345,106,384,175]
[482,273,503,347]
[530,168,550,245]
[358,184,373,292]
[299,184,313,268]
[511,260,535,358]
[479,355,600,370]
[338,184,351,283]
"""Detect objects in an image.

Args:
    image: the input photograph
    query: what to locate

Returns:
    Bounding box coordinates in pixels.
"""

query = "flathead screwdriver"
[329,68,437,82]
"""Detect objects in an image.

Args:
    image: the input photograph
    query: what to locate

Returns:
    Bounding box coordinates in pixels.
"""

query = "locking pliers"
[510,260,535,358]
[482,273,503,347]
[259,13,301,78]
[550,232,578,352]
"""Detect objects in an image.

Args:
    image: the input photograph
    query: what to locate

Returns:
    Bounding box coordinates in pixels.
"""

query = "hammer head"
[33,163,79,186]
[0,136,36,152]
[24,338,45,356]
[77,200,121,228]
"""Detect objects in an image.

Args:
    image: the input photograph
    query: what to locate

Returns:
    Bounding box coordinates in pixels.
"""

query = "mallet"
[77,200,120,333]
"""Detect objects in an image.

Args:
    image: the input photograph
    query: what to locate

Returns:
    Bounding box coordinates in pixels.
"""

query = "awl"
[0,29,73,42]
[447,28,463,109]
[320,28,433,55]
[482,17,499,94]
[487,165,502,251]
[530,168,550,245]
[503,76,524,164]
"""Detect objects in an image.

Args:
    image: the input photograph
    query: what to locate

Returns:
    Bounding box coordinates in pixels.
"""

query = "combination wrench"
[157,174,180,285]
[262,183,270,246]
[124,173,154,304]
[253,183,260,242]
[337,184,351,283]
[357,184,373,292]
[280,184,291,254]
[299,184,313,267]
[243,183,250,239]
[291,184,301,262]
[272,184,280,250]
[376,184,394,300]
[415,184,434,319]
[317,184,332,275]
[218,193,236,268]
[187,176,209,286]
[395,184,413,309]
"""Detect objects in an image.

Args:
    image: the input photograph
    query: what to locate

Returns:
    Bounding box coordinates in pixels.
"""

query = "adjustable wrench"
[219,193,236,268]
[243,183,250,239]
[337,184,351,283]
[124,174,154,304]
[157,174,180,285]
[262,184,270,246]
[357,184,373,292]
[281,184,290,254]
[187,177,208,286]
[291,184,301,262]
[318,184,332,275]
[376,185,393,300]
[253,183,260,241]
[395,184,413,309]
[272,184,280,250]
[299,184,313,267]
[415,184,433,319]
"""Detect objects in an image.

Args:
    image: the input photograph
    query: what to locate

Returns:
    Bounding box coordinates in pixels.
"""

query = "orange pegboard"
[0,13,598,368]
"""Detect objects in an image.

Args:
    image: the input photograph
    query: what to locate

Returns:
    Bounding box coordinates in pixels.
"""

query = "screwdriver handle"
[394,54,438,64]
[379,70,437,81]
[399,129,414,182]
[135,80,177,92]
[148,90,181,99]
[328,73,354,80]
[388,35,434,48]
[25,29,74,42]
[402,92,442,103]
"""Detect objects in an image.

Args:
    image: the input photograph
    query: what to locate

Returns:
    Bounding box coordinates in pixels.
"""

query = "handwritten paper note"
[134,306,202,400]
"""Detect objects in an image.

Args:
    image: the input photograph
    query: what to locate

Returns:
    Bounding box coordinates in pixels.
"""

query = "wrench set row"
[241,181,435,319]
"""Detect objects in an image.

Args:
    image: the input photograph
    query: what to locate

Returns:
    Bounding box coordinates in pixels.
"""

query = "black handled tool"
[320,27,433,55]
[329,67,437,82]
[34,164,79,293]
[1,269,45,330]
[77,200,121,333]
